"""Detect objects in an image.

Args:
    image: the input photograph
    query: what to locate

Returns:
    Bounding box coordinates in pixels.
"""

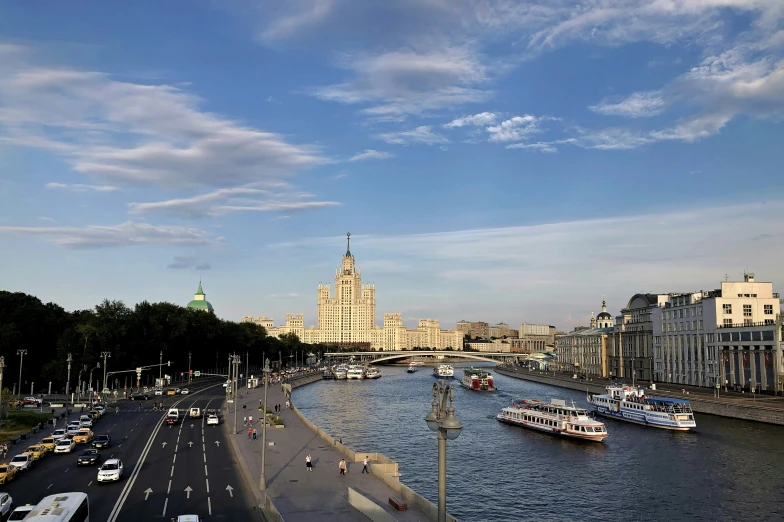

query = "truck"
[189,408,201,419]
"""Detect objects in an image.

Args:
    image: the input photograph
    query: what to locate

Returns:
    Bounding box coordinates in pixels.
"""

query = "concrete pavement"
[226,377,433,522]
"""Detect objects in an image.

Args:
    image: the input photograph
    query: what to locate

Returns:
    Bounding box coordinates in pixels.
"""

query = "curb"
[222,403,268,522]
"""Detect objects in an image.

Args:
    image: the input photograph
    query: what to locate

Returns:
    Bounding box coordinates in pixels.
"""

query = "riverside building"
[243,234,463,351]
[553,300,614,378]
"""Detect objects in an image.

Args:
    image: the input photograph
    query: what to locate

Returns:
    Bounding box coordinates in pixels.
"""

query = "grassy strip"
[261,408,284,425]
[0,411,51,440]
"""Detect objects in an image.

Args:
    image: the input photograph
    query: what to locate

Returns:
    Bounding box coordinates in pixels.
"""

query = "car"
[9,454,33,471]
[76,448,102,466]
[79,415,93,428]
[0,493,13,518]
[89,410,101,420]
[51,428,68,440]
[54,438,76,454]
[22,396,41,405]
[206,415,219,426]
[154,389,163,396]
[8,504,34,521]
[171,516,203,522]
[181,388,189,395]
[39,437,56,452]
[95,405,106,415]
[93,434,112,449]
[97,459,123,482]
[189,407,200,418]
[0,464,18,485]
[73,428,94,444]
[167,389,176,396]
[175,388,181,394]
[166,414,179,425]
[22,445,46,461]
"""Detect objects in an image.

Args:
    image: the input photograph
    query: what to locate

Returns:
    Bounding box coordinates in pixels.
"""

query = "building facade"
[607,294,666,383]
[553,301,613,378]
[243,235,463,351]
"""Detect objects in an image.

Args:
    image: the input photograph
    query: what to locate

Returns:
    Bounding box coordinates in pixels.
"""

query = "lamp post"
[88,363,100,407]
[0,356,5,417]
[159,351,163,381]
[16,349,27,398]
[101,352,111,396]
[424,381,463,522]
[188,351,192,384]
[260,358,271,491]
[232,354,240,434]
[65,353,73,400]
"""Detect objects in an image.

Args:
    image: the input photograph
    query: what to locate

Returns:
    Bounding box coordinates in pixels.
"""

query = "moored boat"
[334,365,348,380]
[587,385,696,431]
[407,363,416,373]
[346,365,365,380]
[432,364,454,379]
[461,367,495,391]
[366,367,381,379]
[496,398,608,442]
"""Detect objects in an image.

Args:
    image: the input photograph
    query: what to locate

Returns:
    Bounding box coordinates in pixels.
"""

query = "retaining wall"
[495,368,784,426]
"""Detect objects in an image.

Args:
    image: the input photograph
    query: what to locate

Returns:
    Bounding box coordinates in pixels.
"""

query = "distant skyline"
[1,1,782,331]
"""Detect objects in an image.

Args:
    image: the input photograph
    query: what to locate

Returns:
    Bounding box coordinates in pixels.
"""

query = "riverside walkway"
[225,375,432,522]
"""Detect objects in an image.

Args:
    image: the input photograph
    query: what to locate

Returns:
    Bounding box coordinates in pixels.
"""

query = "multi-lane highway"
[0,379,256,521]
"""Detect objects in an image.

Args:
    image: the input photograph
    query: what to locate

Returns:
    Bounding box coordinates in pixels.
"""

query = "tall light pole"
[65,353,73,400]
[232,354,240,434]
[260,358,271,491]
[188,351,192,384]
[16,349,27,398]
[0,356,5,418]
[88,362,100,407]
[424,381,463,522]
[101,352,111,395]
[159,351,163,381]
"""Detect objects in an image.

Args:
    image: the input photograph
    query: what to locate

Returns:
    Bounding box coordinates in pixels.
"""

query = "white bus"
[23,492,89,522]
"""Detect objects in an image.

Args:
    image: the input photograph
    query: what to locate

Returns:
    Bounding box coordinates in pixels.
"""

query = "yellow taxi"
[23,444,47,461]
[89,410,101,421]
[167,389,176,395]
[73,428,94,444]
[40,437,57,452]
[0,464,17,484]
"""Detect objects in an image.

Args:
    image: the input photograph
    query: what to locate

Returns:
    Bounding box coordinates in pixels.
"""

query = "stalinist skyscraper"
[243,233,463,351]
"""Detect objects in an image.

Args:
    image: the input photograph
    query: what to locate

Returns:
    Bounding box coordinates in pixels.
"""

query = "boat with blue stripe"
[587,385,696,431]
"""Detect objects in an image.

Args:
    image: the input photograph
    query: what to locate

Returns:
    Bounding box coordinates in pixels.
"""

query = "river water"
[292,365,784,522]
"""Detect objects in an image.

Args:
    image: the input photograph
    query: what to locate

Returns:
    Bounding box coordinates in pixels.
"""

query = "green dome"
[187,299,214,311]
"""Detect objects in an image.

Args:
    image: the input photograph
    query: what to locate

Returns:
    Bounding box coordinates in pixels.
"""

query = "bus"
[23,492,89,522]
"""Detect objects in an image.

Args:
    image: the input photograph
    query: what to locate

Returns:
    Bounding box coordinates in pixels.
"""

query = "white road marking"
[208,497,212,515]
[88,481,92,486]
[167,480,172,494]
[206,478,210,493]
[203,454,206,463]
[170,465,175,477]
[47,484,53,489]
[204,464,208,476]
[64,468,69,472]
[172,454,176,464]
[162,498,168,517]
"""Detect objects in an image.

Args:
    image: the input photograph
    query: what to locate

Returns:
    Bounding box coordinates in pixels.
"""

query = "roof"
[195,282,204,296]
[644,397,691,405]
[187,299,214,311]
[597,311,612,319]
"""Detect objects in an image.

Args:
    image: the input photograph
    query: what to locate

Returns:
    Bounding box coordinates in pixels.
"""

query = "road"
[0,379,256,521]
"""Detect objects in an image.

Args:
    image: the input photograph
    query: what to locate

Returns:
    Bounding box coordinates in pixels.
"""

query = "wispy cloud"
[443,112,497,128]
[589,91,667,118]
[0,221,220,248]
[506,142,559,153]
[348,149,393,161]
[167,255,212,270]
[486,115,553,143]
[269,293,300,299]
[258,0,337,41]
[377,126,448,145]
[45,182,118,192]
[38,217,55,222]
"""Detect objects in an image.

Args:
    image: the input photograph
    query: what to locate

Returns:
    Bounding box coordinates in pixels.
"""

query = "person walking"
[243,415,247,426]
[247,427,252,439]
[306,453,312,472]
[362,456,369,474]
[339,459,347,476]
[252,427,257,440]
[248,415,253,425]
[285,400,290,409]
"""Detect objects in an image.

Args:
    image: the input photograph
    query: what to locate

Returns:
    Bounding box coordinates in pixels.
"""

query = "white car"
[0,493,13,518]
[171,516,203,522]
[79,415,93,428]
[54,438,76,454]
[8,504,33,521]
[175,388,181,394]
[181,389,189,395]
[206,415,219,426]
[97,459,123,483]
[154,389,163,396]
[9,454,33,471]
[95,406,106,416]
[51,428,68,440]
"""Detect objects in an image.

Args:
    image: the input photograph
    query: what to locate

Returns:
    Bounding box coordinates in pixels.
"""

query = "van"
[189,408,201,419]
[168,408,179,417]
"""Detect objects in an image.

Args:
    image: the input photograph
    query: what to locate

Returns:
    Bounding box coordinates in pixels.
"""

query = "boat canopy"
[644,397,690,405]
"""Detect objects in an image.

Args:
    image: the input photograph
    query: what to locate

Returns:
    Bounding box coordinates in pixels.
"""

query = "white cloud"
[589,91,667,118]
[45,182,118,192]
[486,115,551,142]
[38,217,55,222]
[443,112,497,128]
[0,221,220,248]
[377,126,449,145]
[348,149,394,161]
[270,293,300,299]
[258,0,338,41]
[506,141,559,153]
[128,186,341,219]
[167,255,211,270]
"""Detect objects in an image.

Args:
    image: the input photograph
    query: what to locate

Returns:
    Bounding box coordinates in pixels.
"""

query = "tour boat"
[587,385,697,431]
[334,365,348,380]
[409,360,424,367]
[460,367,495,391]
[365,367,381,379]
[432,364,454,379]
[407,363,417,373]
[496,399,608,442]
[346,365,365,380]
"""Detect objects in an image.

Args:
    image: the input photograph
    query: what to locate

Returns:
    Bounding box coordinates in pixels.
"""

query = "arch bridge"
[323,351,531,365]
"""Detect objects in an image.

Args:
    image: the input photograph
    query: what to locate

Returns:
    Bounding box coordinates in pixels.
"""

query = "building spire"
[601,298,607,313]
[345,232,351,257]
[196,280,204,296]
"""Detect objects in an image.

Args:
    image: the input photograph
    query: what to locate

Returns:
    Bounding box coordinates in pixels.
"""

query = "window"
[743,319,752,326]
[743,304,752,317]
[723,304,732,314]
[723,318,733,327]
[679,309,684,318]
[764,304,773,315]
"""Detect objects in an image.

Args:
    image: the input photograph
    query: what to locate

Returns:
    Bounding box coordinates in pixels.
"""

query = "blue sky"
[1,1,783,331]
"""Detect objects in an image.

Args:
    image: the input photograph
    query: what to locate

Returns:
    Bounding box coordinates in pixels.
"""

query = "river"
[292,365,784,522]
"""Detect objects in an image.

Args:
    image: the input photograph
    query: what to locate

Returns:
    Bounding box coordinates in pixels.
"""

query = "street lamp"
[260,358,271,492]
[0,356,5,417]
[16,349,27,398]
[66,353,73,400]
[101,352,111,396]
[159,351,163,381]
[88,362,101,407]
[188,351,192,384]
[424,381,463,522]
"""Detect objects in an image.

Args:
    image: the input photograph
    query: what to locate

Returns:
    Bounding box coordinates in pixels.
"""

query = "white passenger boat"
[407,363,416,373]
[461,367,495,391]
[334,365,348,380]
[497,399,608,442]
[365,367,381,379]
[432,364,454,379]
[410,360,425,367]
[587,385,696,431]
[346,365,365,380]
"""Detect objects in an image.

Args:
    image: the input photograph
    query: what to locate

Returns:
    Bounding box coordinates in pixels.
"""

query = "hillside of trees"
[0,290,314,395]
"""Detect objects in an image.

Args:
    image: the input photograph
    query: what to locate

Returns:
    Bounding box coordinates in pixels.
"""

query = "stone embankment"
[495,367,784,426]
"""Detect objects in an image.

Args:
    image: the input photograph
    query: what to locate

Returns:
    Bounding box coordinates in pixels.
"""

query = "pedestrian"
[285,400,290,409]
[248,415,253,425]
[362,456,369,474]
[252,428,257,440]
[276,404,279,413]
[248,427,252,439]
[306,453,312,471]
[339,458,347,476]
[2,444,7,459]
[243,416,247,426]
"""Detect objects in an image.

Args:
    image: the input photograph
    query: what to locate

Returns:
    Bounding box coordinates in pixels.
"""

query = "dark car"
[93,434,111,449]
[165,414,179,425]
[76,448,101,466]
[130,393,149,401]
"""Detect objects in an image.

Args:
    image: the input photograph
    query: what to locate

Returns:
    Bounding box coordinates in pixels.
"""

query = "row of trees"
[0,290,318,395]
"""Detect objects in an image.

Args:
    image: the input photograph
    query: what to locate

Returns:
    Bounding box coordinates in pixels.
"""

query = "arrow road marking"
[185,486,193,499]
[188,441,194,447]
[226,485,234,498]
[214,440,220,447]
[190,424,194,428]
[161,442,167,448]
[144,488,152,500]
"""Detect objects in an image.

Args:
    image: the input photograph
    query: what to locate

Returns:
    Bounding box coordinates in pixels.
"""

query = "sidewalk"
[225,379,432,522]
